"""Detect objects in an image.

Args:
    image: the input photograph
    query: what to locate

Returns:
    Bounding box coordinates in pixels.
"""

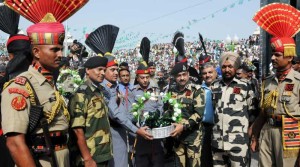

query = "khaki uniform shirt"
[1,66,69,134]
[263,69,300,115]
[1,66,69,167]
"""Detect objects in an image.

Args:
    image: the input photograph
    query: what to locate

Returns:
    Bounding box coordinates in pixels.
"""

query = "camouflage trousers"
[212,145,248,167]
[174,140,201,167]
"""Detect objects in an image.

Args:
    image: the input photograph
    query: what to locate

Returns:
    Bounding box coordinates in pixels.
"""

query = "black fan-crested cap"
[172,31,186,63]
[139,37,150,65]
[0,4,20,35]
[85,24,119,55]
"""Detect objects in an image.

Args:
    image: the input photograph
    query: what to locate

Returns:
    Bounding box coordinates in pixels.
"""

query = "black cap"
[84,56,108,68]
[148,62,155,67]
[171,62,188,75]
[7,34,31,53]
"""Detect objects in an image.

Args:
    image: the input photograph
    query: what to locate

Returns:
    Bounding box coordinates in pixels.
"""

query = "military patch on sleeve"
[285,84,294,91]
[11,96,27,111]
[8,88,29,98]
[14,77,27,85]
[106,82,112,88]
[233,87,241,94]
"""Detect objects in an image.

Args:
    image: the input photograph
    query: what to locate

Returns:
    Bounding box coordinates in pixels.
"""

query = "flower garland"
[56,69,83,96]
[131,92,182,128]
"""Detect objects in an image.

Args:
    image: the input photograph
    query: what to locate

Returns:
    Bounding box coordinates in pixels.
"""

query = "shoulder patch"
[8,88,29,98]
[106,82,112,88]
[294,71,300,81]
[77,85,88,92]
[14,77,27,85]
[11,96,27,111]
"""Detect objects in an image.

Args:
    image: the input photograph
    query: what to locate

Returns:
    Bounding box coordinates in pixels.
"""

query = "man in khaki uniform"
[0,1,88,166]
[69,56,113,167]
[251,3,300,167]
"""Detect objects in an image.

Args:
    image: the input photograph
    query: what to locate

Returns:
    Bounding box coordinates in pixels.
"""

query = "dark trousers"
[0,135,14,167]
[201,123,213,167]
[135,152,164,167]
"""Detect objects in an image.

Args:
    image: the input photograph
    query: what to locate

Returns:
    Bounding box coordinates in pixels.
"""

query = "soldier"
[85,25,152,167]
[292,56,300,73]
[210,52,256,167]
[0,1,89,166]
[69,56,112,167]
[168,32,205,167]
[250,3,300,167]
[132,41,164,166]
[168,61,205,167]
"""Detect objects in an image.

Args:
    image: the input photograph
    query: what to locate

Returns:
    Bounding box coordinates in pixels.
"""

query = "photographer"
[68,40,88,67]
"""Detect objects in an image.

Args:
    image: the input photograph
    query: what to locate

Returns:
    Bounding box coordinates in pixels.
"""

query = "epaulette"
[77,85,88,92]
[211,78,222,86]
[294,71,300,81]
[106,82,112,88]
[239,78,249,84]
[14,76,27,85]
[190,83,201,90]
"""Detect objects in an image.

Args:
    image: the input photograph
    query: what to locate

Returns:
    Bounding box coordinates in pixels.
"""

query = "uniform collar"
[220,77,239,86]
[174,81,192,93]
[134,83,152,91]
[102,78,117,88]
[28,66,48,86]
[85,78,101,92]
[270,68,295,83]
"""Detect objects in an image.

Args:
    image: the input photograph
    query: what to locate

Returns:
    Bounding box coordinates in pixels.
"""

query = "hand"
[84,158,97,167]
[170,123,184,137]
[136,126,153,140]
[250,136,259,152]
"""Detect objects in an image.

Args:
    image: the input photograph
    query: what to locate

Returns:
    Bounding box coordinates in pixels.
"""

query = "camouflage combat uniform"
[168,81,205,167]
[69,79,113,166]
[259,69,300,167]
[211,78,256,167]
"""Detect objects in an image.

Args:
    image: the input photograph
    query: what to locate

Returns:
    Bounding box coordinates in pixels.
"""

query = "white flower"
[174,112,179,117]
[160,92,165,96]
[172,116,176,121]
[168,99,173,103]
[150,93,155,97]
[175,109,182,114]
[143,112,149,118]
[133,112,138,116]
[132,103,137,106]
[141,97,146,101]
[150,97,157,101]
[174,103,179,108]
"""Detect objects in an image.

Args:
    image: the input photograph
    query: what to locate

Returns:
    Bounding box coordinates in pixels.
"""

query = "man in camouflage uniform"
[211,52,256,167]
[169,61,205,167]
[85,25,152,167]
[69,56,112,167]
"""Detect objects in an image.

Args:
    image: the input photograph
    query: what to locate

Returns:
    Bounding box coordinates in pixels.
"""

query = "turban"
[219,52,241,69]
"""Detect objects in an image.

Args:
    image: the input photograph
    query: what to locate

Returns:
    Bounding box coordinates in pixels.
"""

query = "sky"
[2,0,260,49]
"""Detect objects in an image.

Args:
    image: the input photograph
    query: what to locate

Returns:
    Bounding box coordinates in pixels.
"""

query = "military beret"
[171,62,188,75]
[84,56,108,68]
[148,62,155,67]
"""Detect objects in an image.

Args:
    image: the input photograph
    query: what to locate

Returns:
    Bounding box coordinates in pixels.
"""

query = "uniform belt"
[30,131,68,153]
[109,118,122,128]
[267,115,282,127]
